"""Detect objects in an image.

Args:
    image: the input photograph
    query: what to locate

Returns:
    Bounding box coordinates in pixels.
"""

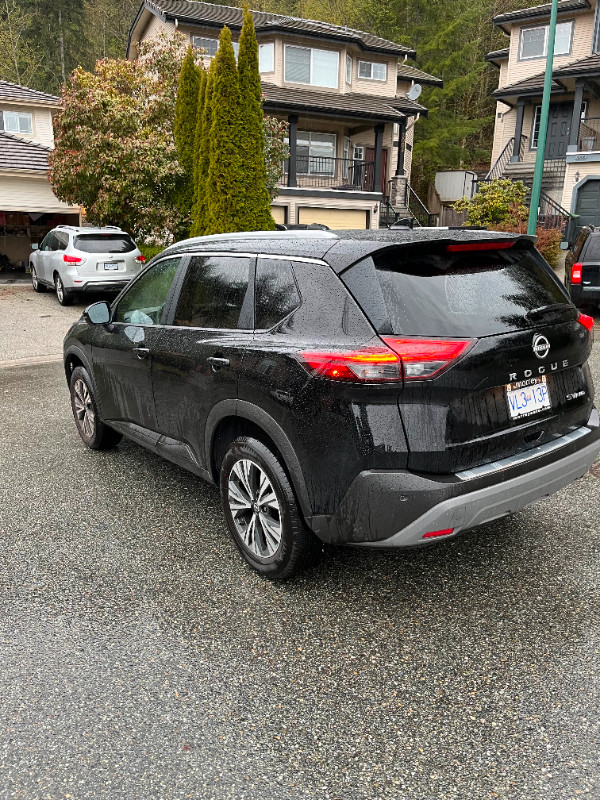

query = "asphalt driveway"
[0,286,599,799]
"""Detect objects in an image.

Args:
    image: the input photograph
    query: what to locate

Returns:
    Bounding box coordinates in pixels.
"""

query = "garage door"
[575,179,600,233]
[298,207,368,230]
[270,205,286,225]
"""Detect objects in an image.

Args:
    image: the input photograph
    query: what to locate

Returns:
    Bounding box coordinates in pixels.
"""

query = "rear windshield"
[342,244,571,338]
[74,234,135,254]
[582,235,600,261]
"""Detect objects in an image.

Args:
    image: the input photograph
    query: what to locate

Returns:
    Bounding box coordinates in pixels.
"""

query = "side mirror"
[31,243,39,251]
[84,301,111,324]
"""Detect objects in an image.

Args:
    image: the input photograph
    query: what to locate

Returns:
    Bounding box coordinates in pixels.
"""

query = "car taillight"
[381,336,474,379]
[299,341,401,382]
[135,255,146,264]
[579,312,594,331]
[571,263,583,284]
[63,254,84,265]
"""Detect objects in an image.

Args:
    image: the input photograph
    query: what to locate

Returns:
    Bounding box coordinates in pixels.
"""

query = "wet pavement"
[0,288,599,799]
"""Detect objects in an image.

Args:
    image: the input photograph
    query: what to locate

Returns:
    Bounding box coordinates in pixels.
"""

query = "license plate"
[104,262,118,270]
[506,376,551,420]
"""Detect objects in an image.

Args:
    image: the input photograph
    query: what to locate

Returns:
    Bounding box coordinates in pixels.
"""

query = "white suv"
[29,225,145,305]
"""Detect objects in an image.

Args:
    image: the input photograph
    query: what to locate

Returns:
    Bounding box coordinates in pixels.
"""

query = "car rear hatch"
[72,233,139,278]
[341,238,595,474]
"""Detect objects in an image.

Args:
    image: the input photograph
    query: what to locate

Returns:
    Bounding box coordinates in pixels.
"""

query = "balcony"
[278,156,376,191]
[578,117,600,152]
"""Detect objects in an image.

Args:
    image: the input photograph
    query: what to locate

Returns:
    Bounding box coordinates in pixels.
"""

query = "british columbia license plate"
[506,376,551,420]
[104,262,118,270]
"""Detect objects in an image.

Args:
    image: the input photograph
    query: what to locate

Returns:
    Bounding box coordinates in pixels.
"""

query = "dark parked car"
[64,229,600,579]
[565,226,600,308]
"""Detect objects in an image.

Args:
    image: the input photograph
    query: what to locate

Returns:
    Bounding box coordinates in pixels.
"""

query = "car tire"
[55,273,73,306]
[30,265,46,293]
[220,436,322,580]
[69,366,122,450]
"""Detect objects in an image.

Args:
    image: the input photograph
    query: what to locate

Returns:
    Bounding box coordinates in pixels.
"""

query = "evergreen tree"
[205,27,246,235]
[191,63,214,237]
[174,47,202,233]
[237,6,275,230]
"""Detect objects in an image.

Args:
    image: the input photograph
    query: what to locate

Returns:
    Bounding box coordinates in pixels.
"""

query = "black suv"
[565,226,600,308]
[64,229,600,579]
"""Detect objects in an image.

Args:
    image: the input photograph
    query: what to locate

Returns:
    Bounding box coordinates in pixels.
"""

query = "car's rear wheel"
[55,273,73,306]
[30,266,46,293]
[220,437,322,580]
[69,366,122,450]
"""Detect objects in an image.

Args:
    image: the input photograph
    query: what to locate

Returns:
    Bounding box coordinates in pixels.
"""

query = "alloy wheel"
[73,378,96,439]
[31,267,38,290]
[55,275,64,303]
[227,458,282,558]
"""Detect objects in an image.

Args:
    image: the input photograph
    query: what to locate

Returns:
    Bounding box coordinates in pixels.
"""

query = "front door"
[364,147,388,192]
[544,102,573,159]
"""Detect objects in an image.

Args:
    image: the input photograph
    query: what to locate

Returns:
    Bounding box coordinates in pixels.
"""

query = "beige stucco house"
[488,0,600,236]
[127,0,441,229]
[0,81,80,274]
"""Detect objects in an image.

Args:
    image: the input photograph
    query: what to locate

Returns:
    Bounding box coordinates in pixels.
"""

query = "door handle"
[133,347,150,360]
[207,356,230,369]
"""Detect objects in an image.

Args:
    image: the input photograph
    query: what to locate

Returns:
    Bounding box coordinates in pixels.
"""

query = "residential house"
[487,0,600,236]
[0,81,80,273]
[127,1,441,229]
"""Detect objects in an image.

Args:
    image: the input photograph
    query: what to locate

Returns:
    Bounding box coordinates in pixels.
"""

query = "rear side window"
[581,235,600,260]
[173,255,252,329]
[255,257,300,329]
[342,244,571,338]
[74,234,135,254]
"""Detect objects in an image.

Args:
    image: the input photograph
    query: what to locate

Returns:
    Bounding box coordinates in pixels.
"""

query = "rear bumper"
[570,285,600,305]
[309,409,600,547]
[70,279,132,294]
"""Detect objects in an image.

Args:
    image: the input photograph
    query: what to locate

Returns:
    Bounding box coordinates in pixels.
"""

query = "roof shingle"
[493,0,590,27]
[0,81,59,105]
[0,132,50,172]
[396,63,442,87]
[261,82,408,120]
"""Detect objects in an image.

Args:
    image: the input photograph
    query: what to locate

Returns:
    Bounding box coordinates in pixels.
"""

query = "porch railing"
[279,156,376,190]
[578,117,600,151]
[485,134,528,180]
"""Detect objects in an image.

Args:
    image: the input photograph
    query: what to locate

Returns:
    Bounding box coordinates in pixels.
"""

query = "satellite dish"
[407,83,422,101]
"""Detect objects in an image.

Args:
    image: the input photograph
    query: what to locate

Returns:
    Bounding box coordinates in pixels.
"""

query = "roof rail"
[102,225,122,230]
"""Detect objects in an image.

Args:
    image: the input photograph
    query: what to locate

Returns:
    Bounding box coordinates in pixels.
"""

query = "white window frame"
[259,42,274,73]
[343,136,350,178]
[519,21,573,60]
[284,45,339,89]
[357,60,387,81]
[353,145,365,161]
[192,36,239,58]
[3,110,32,135]
[346,55,352,85]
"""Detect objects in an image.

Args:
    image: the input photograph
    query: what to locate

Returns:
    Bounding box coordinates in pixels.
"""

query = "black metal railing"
[405,183,437,227]
[485,134,528,180]
[526,188,573,234]
[279,157,375,190]
[578,117,600,151]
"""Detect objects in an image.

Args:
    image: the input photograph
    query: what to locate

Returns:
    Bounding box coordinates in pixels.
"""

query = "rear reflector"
[381,336,473,379]
[63,254,84,264]
[135,255,146,263]
[446,242,514,252]
[299,342,401,382]
[579,312,594,331]
[571,263,582,284]
[422,528,454,539]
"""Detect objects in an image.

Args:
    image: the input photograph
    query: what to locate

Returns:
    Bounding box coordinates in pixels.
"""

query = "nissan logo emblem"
[533,334,551,359]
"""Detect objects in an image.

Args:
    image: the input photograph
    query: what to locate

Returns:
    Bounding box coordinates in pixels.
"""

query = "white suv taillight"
[134,255,146,264]
[63,254,85,265]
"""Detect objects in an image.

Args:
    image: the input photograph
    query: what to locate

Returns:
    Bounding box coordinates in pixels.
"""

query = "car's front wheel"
[54,273,73,306]
[30,265,46,293]
[220,437,322,580]
[69,366,122,450]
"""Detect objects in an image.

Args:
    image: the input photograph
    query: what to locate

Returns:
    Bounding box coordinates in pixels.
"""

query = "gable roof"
[131,1,416,57]
[0,132,51,172]
[493,0,591,31]
[396,63,443,87]
[0,81,59,106]
[493,51,600,98]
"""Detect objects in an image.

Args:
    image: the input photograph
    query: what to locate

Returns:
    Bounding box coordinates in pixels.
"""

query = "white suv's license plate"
[104,262,118,270]
[506,376,551,420]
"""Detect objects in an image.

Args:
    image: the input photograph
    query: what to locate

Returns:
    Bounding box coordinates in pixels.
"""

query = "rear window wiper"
[525,303,576,322]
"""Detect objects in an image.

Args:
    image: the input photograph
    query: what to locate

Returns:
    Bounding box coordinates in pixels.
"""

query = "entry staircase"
[380,181,437,228]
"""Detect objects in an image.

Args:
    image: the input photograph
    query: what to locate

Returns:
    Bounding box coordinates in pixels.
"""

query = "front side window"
[296,131,337,175]
[3,111,32,135]
[255,258,300,329]
[259,42,274,72]
[284,45,338,88]
[358,61,387,81]
[113,257,181,326]
[193,36,239,58]
[173,255,252,329]
[519,21,572,59]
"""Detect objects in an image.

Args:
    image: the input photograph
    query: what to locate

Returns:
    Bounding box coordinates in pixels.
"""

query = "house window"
[297,131,337,174]
[259,43,274,72]
[284,45,339,88]
[358,60,387,81]
[353,145,365,161]
[519,21,572,60]
[192,36,239,58]
[3,111,32,135]
[346,55,352,85]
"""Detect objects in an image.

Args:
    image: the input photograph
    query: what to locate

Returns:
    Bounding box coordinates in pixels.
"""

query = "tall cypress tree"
[205,27,245,235]
[191,63,213,237]
[237,6,275,231]
[174,47,201,233]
